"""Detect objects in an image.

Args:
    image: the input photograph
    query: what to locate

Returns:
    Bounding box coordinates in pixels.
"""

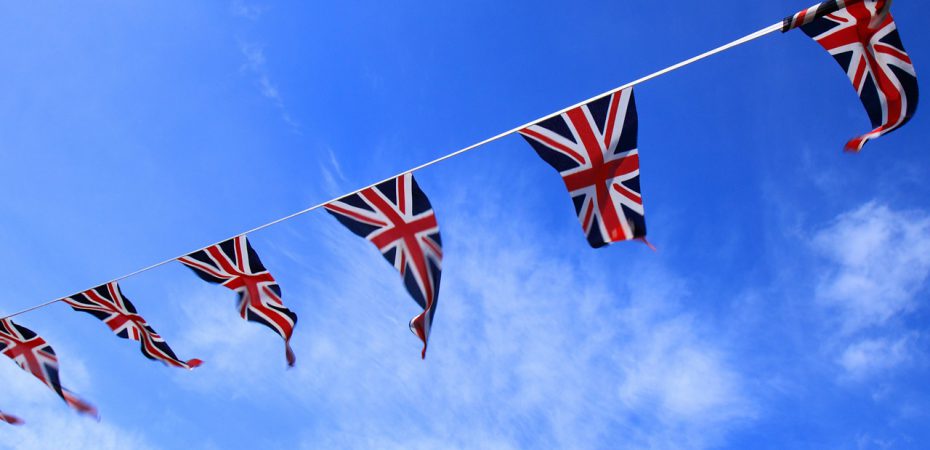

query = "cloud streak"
[839,335,916,380]
[239,42,300,131]
[230,0,265,21]
[812,202,930,380]
[168,204,756,448]
[0,346,159,450]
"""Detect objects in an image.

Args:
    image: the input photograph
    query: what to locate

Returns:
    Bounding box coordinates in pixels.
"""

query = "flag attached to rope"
[0,319,97,417]
[178,236,298,366]
[787,0,918,151]
[64,282,202,370]
[325,173,443,358]
[0,410,23,425]
[781,0,864,31]
[519,87,646,248]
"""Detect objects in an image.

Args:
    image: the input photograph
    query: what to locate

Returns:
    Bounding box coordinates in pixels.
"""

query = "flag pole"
[0,20,786,321]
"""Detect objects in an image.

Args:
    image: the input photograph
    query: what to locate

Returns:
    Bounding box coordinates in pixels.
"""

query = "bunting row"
[0,0,919,423]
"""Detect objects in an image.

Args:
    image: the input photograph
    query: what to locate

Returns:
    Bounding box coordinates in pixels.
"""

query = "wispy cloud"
[239,42,300,131]
[814,202,930,332]
[615,311,751,423]
[318,147,347,196]
[0,347,159,450]
[169,203,756,448]
[839,335,916,380]
[3,411,158,450]
[229,0,266,21]
[812,202,930,380]
[169,283,289,399]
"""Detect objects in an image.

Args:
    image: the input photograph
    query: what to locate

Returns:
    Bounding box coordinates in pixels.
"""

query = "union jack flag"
[64,282,202,370]
[519,87,646,248]
[0,409,23,425]
[178,236,298,366]
[325,173,442,358]
[795,0,918,151]
[782,0,860,32]
[0,319,97,417]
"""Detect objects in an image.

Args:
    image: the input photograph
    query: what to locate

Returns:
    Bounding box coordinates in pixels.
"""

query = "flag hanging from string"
[519,87,646,248]
[0,3,921,412]
[178,236,298,367]
[787,0,918,151]
[781,0,863,31]
[325,173,443,359]
[64,282,202,370]
[0,319,97,417]
[0,410,23,425]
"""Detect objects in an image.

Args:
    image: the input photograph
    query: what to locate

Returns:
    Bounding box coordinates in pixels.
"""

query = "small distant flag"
[0,319,97,417]
[179,236,298,367]
[65,282,202,370]
[785,0,918,151]
[519,87,646,248]
[325,173,443,358]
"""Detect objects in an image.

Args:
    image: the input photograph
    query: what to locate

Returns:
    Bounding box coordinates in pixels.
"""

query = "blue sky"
[1,1,929,448]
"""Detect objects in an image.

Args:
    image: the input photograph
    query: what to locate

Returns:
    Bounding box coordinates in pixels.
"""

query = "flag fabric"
[64,282,202,370]
[178,236,298,366]
[0,319,97,417]
[519,87,646,248]
[781,0,864,32]
[325,173,442,358]
[0,410,23,425]
[793,0,918,151]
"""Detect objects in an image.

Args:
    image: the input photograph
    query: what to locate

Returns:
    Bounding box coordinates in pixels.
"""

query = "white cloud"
[812,202,930,381]
[230,0,265,20]
[0,412,158,450]
[839,336,914,380]
[238,42,300,130]
[257,75,279,100]
[856,433,896,450]
[169,284,290,399]
[239,42,266,71]
[616,317,749,421]
[318,146,347,196]
[813,202,930,333]
[0,346,158,450]
[168,211,755,449]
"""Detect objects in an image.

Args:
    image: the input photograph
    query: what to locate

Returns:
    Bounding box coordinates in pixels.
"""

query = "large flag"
[64,282,202,370]
[0,319,97,417]
[519,87,646,248]
[0,410,23,425]
[178,236,298,366]
[786,0,918,151]
[325,173,442,358]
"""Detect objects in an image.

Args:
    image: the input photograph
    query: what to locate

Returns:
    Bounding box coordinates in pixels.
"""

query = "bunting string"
[0,17,790,322]
[0,0,918,426]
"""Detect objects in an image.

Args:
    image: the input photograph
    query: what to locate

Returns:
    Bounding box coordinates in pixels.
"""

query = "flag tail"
[638,237,658,252]
[63,390,98,419]
[285,342,296,368]
[185,358,204,369]
[1,413,23,425]
[409,313,430,359]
